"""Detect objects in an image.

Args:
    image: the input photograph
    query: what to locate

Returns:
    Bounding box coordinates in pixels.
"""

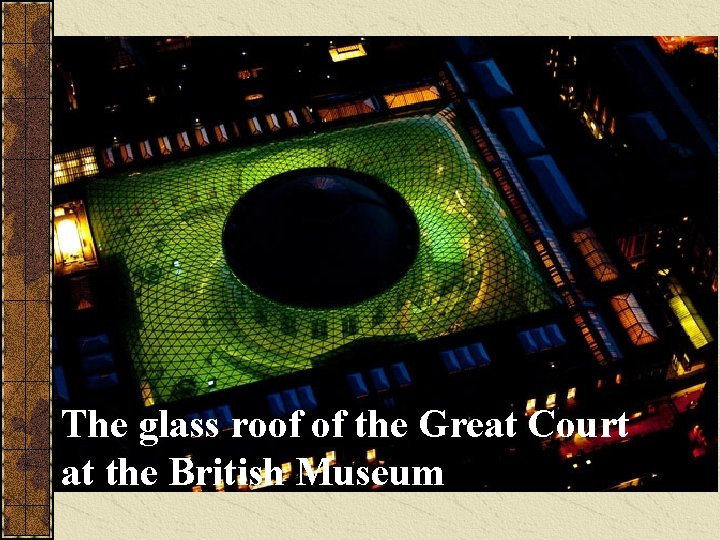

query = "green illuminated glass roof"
[86,108,557,403]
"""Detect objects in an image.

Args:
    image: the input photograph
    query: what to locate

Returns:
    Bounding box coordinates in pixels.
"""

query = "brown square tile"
[26,43,49,99]
[27,97,49,151]
[27,304,50,381]
[26,383,50,449]
[27,505,51,536]
[2,504,26,536]
[3,158,27,299]
[27,3,50,44]
[3,43,26,98]
[3,3,26,43]
[26,450,50,504]
[2,450,26,505]
[27,272,51,301]
[3,301,25,381]
[4,382,26,448]
[4,98,25,158]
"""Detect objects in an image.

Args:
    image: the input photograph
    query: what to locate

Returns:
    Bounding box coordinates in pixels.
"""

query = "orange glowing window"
[214,124,228,143]
[119,143,134,164]
[176,131,191,152]
[237,67,263,80]
[384,85,441,109]
[610,293,658,346]
[265,113,281,132]
[571,228,619,282]
[244,93,264,101]
[317,98,376,123]
[157,136,172,156]
[284,110,300,128]
[139,140,153,160]
[194,127,210,147]
[247,117,263,136]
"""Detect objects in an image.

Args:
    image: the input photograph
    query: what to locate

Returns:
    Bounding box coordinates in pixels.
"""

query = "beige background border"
[53,0,719,538]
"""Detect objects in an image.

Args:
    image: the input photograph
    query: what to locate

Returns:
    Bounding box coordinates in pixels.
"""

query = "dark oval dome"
[222,168,419,309]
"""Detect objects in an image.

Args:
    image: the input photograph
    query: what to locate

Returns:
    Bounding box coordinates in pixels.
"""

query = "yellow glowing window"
[56,218,83,261]
[668,295,713,349]
[281,462,293,481]
[140,382,155,406]
[329,43,367,62]
[215,480,225,492]
[325,450,337,465]
[366,449,376,462]
[54,147,99,186]
[571,228,619,282]
[546,393,556,409]
[567,387,576,400]
[610,293,658,346]
[526,398,536,415]
[53,201,98,276]
[384,85,441,109]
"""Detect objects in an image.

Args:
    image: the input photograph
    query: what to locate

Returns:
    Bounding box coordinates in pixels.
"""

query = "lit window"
[610,293,658,346]
[325,450,337,466]
[244,93,264,101]
[247,117,263,136]
[284,110,299,128]
[546,393,556,409]
[237,67,262,79]
[140,382,154,406]
[194,127,210,147]
[384,85,441,109]
[53,201,98,276]
[139,140,153,160]
[526,398,536,415]
[567,387,576,401]
[571,228,619,282]
[158,136,172,156]
[329,43,367,62]
[366,449,376,462]
[215,479,225,492]
[281,462,293,481]
[615,373,622,385]
[100,147,115,169]
[176,132,191,152]
[214,124,228,143]
[119,143,134,164]
[191,486,202,493]
[265,113,281,132]
[317,98,377,123]
[54,147,99,185]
